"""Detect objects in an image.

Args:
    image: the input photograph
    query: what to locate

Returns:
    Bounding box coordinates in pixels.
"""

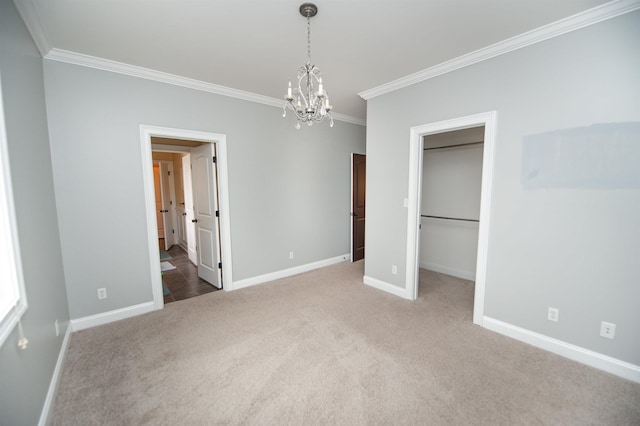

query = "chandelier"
[283,3,333,129]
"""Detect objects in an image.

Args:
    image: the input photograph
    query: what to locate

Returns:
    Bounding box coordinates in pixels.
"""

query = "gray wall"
[365,11,640,364]
[43,60,366,319]
[0,0,70,424]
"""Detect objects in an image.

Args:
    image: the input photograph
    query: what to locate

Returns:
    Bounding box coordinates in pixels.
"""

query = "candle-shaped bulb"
[287,81,292,99]
[318,78,323,95]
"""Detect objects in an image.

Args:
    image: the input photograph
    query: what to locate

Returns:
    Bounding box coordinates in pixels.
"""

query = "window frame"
[0,70,28,347]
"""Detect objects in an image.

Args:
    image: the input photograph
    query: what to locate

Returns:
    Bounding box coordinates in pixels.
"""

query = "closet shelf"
[424,141,483,151]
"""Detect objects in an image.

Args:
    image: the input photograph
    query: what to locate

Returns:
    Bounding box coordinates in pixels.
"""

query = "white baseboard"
[483,316,640,383]
[70,301,157,332]
[420,262,475,281]
[232,254,350,290]
[188,248,197,264]
[363,275,412,300]
[38,323,72,426]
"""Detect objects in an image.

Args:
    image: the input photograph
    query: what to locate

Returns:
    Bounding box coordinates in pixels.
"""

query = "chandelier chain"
[307,17,311,64]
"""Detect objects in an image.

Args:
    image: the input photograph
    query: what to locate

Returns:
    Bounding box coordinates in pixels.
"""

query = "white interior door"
[182,154,197,265]
[159,162,173,250]
[167,162,178,247]
[191,144,221,288]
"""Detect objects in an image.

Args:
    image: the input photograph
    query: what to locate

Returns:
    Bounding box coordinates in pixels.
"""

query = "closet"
[419,126,484,280]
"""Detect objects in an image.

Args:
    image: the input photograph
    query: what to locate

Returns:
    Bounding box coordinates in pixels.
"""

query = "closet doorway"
[406,111,496,326]
[420,127,484,280]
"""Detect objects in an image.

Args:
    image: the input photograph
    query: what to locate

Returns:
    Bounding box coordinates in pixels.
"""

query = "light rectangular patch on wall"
[522,123,640,189]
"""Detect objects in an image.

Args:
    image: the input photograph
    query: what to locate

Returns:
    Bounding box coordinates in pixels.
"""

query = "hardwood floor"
[159,239,219,304]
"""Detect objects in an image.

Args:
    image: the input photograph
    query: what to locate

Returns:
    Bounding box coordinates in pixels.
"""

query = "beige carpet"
[52,261,640,425]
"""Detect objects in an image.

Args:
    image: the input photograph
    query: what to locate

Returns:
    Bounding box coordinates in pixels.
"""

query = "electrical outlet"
[547,307,559,322]
[600,321,616,339]
[391,265,398,275]
[289,251,294,260]
[97,288,107,300]
[54,319,59,337]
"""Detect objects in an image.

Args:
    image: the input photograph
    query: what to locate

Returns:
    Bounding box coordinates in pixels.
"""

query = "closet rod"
[424,141,483,151]
[421,215,479,223]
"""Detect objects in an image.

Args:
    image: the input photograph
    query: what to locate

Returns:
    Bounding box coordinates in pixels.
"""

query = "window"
[0,73,27,347]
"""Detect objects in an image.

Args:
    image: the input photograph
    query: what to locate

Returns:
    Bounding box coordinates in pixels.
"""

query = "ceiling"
[21,0,610,121]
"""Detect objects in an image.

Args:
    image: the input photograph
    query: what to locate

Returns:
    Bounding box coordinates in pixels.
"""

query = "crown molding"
[44,49,366,127]
[13,0,52,57]
[359,0,640,100]
[330,112,366,126]
[45,48,278,105]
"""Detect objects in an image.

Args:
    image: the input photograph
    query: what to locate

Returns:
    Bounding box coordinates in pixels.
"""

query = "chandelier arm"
[286,100,309,122]
[286,102,331,124]
[286,96,332,122]
[286,97,332,121]
[296,75,308,110]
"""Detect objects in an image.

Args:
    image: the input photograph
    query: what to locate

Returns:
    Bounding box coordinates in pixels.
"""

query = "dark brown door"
[352,154,366,261]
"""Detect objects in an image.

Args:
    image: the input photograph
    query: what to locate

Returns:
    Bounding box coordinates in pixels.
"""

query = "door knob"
[192,219,198,223]
[182,213,187,216]
[160,209,168,213]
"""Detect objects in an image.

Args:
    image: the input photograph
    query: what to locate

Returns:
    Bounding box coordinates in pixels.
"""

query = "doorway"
[420,127,483,280]
[140,125,233,310]
[151,150,217,303]
[152,141,222,296]
[406,111,496,326]
[351,153,366,261]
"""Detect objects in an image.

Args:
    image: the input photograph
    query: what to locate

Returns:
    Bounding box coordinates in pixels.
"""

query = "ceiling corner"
[13,0,52,57]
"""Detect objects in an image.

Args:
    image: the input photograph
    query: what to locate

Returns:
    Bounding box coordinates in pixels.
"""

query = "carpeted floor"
[51,261,640,425]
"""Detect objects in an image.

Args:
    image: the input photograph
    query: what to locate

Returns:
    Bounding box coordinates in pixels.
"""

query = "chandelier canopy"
[283,3,333,129]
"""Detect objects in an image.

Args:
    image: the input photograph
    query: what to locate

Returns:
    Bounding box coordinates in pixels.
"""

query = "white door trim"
[406,111,496,326]
[350,153,354,262]
[140,125,233,310]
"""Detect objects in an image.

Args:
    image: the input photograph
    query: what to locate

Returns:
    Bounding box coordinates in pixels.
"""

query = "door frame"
[406,111,496,326]
[140,125,233,310]
[154,160,177,249]
[152,146,197,263]
[350,153,355,261]
[350,152,365,262]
